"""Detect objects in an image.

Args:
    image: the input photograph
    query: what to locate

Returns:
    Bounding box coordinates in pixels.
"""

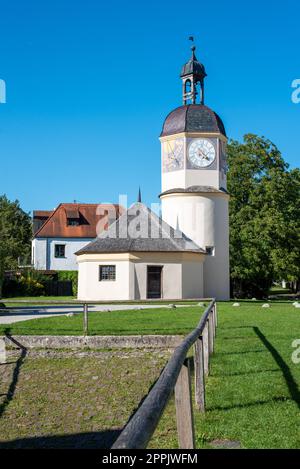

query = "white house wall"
[32,238,47,270]
[182,261,204,299]
[77,258,131,301]
[133,261,182,300]
[33,238,94,271]
[76,252,205,301]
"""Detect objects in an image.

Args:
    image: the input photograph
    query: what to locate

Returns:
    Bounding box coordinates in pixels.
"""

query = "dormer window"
[65,207,81,226]
[67,219,80,226]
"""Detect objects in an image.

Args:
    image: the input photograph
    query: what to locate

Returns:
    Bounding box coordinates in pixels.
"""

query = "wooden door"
[147,266,163,299]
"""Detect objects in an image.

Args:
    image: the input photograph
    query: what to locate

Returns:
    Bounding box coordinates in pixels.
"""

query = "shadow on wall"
[134,267,141,300]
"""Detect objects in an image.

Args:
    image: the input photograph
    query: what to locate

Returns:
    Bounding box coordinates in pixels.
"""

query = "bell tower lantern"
[181,42,207,105]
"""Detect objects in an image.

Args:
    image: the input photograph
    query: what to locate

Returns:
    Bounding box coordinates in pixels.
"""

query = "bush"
[19,276,45,296]
[231,278,272,299]
[2,269,78,297]
[3,274,45,297]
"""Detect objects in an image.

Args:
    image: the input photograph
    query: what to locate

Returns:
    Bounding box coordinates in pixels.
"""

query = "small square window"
[99,265,116,281]
[205,246,215,256]
[55,244,65,258]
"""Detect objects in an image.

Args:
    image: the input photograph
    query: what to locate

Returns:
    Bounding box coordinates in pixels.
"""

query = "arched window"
[185,79,192,96]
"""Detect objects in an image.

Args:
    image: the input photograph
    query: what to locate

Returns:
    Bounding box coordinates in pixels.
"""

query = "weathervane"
[188,36,195,50]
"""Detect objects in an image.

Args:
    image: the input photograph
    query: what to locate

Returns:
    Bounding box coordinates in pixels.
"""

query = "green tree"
[227,134,300,298]
[0,195,32,297]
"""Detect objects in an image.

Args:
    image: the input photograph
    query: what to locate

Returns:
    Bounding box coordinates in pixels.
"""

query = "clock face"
[163,138,184,172]
[188,139,216,168]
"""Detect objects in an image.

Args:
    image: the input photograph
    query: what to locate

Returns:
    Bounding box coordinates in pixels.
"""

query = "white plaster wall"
[77,253,205,301]
[185,169,221,189]
[33,238,94,271]
[203,197,230,300]
[133,261,183,300]
[182,261,204,299]
[161,195,215,248]
[49,238,93,271]
[32,238,47,270]
[161,170,186,193]
[77,260,131,301]
[161,194,230,300]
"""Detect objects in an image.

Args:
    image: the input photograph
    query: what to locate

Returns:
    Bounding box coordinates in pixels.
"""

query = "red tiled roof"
[34,203,123,239]
[33,210,54,218]
[32,210,54,235]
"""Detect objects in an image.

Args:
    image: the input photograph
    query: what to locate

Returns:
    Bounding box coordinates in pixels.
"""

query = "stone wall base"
[3,335,183,350]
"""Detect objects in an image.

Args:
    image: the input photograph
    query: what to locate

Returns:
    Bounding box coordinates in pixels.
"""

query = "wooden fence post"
[203,322,209,376]
[214,302,218,329]
[0,337,6,364]
[212,303,217,338]
[194,337,205,412]
[174,359,195,449]
[83,303,89,336]
[208,313,214,355]
[210,309,215,346]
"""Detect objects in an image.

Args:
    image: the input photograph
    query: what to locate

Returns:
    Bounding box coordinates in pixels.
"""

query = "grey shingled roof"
[76,203,205,255]
[159,186,229,197]
[161,104,226,137]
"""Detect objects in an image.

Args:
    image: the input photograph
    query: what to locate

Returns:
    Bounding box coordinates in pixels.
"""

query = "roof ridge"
[60,203,119,207]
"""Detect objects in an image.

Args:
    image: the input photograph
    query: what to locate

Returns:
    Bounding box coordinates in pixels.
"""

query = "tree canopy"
[0,195,32,297]
[227,134,300,298]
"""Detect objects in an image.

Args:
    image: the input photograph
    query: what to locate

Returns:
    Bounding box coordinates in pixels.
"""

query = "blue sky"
[0,0,299,214]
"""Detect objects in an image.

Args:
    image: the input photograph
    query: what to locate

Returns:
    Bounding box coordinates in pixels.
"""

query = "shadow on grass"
[0,331,27,418]
[208,396,293,412]
[217,349,267,356]
[211,368,280,378]
[209,328,300,412]
[0,429,122,449]
[253,327,300,410]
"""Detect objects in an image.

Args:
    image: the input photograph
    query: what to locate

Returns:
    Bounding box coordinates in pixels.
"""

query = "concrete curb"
[3,335,183,349]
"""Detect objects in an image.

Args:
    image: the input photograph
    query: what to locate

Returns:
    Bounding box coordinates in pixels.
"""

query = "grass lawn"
[0,302,299,448]
[151,302,300,448]
[0,305,206,336]
[1,297,199,308]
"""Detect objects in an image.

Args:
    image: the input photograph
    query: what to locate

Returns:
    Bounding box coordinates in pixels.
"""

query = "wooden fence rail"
[112,299,217,450]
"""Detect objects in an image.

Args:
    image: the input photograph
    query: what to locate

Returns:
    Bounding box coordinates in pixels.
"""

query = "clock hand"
[167,141,180,164]
[197,149,209,160]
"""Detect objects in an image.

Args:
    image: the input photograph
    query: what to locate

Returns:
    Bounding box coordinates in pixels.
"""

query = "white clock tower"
[159,43,230,300]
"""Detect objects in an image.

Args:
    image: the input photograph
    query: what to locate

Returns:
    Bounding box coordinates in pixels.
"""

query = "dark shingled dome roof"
[76,203,205,255]
[161,104,226,137]
[180,56,206,78]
